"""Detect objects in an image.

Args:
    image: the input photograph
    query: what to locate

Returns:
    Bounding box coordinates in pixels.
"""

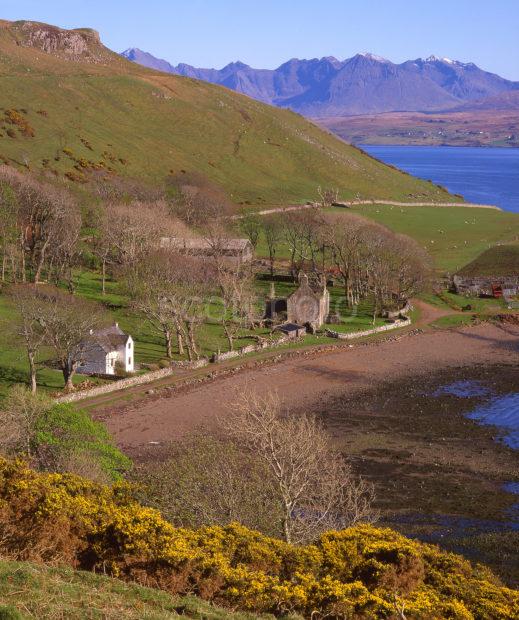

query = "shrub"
[34,403,131,482]
[4,110,34,138]
[0,458,516,618]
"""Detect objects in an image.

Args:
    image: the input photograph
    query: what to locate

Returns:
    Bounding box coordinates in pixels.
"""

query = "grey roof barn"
[160,237,253,263]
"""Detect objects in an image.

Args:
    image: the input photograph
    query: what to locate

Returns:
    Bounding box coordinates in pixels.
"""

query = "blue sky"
[2,0,519,79]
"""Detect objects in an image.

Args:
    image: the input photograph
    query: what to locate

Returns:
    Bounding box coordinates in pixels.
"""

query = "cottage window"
[128,357,132,366]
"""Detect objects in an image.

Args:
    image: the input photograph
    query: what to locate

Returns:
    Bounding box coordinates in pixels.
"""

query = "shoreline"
[101,321,519,453]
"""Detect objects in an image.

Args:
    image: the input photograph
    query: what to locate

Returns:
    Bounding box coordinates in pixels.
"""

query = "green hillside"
[457,243,519,276]
[0,20,456,206]
[341,204,519,272]
[0,559,265,620]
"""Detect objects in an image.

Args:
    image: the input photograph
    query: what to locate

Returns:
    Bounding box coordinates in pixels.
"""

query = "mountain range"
[121,49,519,117]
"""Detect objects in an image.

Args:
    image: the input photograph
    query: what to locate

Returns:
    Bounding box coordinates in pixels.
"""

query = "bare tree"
[262,215,282,277]
[317,186,339,208]
[47,208,82,292]
[91,215,115,296]
[224,391,377,544]
[283,210,325,277]
[239,212,262,251]
[35,286,108,390]
[0,166,81,284]
[102,203,161,271]
[217,265,257,351]
[361,225,430,323]
[10,285,49,392]
[129,251,212,360]
[133,435,281,535]
[167,172,232,226]
[0,385,51,458]
[322,213,366,306]
[130,251,185,358]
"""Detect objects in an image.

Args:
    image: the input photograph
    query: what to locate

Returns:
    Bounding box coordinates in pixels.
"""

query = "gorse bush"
[0,459,517,619]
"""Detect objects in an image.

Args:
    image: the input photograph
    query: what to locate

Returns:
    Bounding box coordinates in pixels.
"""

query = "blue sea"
[362,145,519,213]
[433,381,519,514]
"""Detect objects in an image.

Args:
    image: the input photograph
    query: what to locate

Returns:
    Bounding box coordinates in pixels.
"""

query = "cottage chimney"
[115,322,119,328]
[298,272,309,287]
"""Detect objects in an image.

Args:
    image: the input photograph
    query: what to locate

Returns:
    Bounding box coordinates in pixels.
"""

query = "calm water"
[363,145,519,213]
[433,381,519,507]
[434,381,519,450]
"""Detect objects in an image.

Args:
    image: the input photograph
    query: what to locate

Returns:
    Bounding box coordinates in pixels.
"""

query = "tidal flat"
[314,363,519,585]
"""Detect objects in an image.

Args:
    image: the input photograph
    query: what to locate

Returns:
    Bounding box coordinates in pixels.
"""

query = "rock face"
[122,49,519,117]
[13,21,106,62]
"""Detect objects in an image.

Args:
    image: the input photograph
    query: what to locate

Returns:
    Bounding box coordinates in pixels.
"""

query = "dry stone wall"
[326,317,411,340]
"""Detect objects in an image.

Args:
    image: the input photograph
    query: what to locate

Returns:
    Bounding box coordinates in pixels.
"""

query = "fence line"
[231,200,499,220]
[325,317,411,340]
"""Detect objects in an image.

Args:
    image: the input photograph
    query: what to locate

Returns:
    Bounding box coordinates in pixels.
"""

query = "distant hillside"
[0,20,455,206]
[319,109,519,147]
[451,90,519,112]
[122,48,519,117]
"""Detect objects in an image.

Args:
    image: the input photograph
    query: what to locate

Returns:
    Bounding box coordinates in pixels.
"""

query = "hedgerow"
[0,458,516,619]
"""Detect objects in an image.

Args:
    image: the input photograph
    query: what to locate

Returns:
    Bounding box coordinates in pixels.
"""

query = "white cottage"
[78,323,134,376]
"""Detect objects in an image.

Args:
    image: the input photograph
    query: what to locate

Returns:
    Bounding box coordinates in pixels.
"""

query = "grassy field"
[0,559,271,620]
[339,205,519,272]
[0,20,454,207]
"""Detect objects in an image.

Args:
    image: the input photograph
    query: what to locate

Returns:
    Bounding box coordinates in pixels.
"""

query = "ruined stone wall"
[452,275,519,296]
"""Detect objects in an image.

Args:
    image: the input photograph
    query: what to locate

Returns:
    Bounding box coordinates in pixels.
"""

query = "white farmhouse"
[78,323,134,376]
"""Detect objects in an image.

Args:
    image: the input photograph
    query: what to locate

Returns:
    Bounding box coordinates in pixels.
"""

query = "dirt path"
[104,320,519,455]
[412,298,459,326]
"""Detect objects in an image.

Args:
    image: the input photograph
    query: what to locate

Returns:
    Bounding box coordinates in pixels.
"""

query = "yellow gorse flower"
[0,458,517,619]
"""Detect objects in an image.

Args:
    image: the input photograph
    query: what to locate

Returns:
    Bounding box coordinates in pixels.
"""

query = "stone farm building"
[78,323,134,376]
[452,245,519,298]
[160,237,253,264]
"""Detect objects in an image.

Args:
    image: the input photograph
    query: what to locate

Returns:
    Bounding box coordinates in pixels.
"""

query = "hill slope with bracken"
[0,20,456,206]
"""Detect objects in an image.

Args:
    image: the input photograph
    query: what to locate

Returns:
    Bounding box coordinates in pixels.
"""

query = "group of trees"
[323,212,431,320]
[127,231,258,359]
[239,208,430,320]
[0,166,81,290]
[12,284,108,391]
[135,390,377,544]
[128,251,210,361]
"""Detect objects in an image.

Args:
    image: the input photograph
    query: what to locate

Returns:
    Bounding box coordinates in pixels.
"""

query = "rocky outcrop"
[13,21,107,62]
